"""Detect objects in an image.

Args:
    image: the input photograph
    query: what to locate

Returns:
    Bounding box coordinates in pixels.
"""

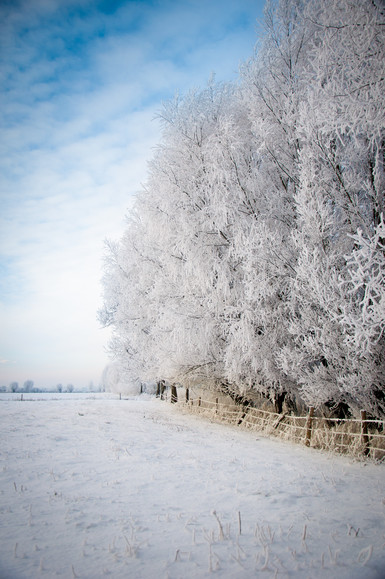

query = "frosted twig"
[260,545,270,571]
[347,524,360,537]
[358,545,373,565]
[302,524,307,541]
[328,546,340,565]
[231,551,246,569]
[208,543,213,572]
[124,535,138,557]
[212,510,225,540]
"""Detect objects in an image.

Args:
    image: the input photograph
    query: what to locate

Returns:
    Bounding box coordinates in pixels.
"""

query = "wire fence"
[173,396,385,461]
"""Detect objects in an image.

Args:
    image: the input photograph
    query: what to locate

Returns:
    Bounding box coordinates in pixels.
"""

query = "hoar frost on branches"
[336,220,385,415]
[99,0,385,417]
[341,219,385,354]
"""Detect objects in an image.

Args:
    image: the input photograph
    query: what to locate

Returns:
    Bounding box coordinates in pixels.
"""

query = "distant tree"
[23,380,34,393]
[101,363,121,392]
[56,383,63,393]
[66,384,74,393]
[9,381,19,392]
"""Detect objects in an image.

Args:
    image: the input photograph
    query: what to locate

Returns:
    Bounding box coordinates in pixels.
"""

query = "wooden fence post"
[361,410,370,456]
[305,406,314,447]
[216,398,219,414]
[185,388,189,403]
[198,397,201,407]
[238,405,249,426]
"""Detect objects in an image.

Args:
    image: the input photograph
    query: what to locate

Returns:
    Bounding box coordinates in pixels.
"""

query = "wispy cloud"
[0,0,264,388]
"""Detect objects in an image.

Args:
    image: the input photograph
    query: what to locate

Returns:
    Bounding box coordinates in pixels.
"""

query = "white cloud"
[0,0,264,388]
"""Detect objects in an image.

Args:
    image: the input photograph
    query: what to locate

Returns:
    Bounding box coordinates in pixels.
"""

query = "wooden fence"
[173,396,385,461]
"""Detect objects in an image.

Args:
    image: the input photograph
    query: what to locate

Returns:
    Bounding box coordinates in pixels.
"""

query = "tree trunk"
[274,392,287,414]
[171,384,178,404]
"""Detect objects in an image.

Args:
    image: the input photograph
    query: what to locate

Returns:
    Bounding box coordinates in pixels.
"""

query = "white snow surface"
[1,393,384,579]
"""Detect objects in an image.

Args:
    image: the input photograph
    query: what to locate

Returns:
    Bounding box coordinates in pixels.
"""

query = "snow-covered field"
[1,394,384,579]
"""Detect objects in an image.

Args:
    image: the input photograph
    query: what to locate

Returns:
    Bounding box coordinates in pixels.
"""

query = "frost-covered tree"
[224,0,311,406]
[336,219,385,415]
[101,81,242,387]
[9,381,18,393]
[99,0,385,416]
[341,220,385,355]
[23,380,34,393]
[276,0,385,414]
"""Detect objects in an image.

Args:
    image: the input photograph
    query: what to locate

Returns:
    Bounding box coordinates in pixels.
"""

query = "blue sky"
[0,0,265,390]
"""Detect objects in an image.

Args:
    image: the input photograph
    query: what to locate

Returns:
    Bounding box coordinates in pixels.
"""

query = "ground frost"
[0,394,384,578]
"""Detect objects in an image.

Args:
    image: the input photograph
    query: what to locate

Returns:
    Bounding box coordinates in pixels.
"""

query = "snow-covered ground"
[1,394,384,579]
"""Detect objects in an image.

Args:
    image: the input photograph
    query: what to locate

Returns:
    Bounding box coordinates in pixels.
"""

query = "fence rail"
[174,396,385,461]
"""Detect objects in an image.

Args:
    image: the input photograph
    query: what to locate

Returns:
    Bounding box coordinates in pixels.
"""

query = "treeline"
[0,381,102,393]
[1,381,75,393]
[99,0,385,418]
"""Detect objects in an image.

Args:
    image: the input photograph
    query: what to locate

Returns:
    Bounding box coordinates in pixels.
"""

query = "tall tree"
[99,0,385,416]
[277,0,385,414]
